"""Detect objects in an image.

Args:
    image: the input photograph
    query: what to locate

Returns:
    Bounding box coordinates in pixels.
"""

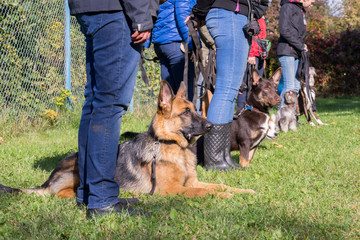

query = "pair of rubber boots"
[197,122,239,171]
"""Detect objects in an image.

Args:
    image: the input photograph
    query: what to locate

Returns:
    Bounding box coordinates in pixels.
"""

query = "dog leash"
[149,141,161,195]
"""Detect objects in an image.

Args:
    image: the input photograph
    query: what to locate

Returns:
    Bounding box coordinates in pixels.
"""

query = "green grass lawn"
[0,97,359,239]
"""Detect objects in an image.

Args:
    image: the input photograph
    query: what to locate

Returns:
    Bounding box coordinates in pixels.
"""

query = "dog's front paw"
[310,122,316,127]
[217,192,233,198]
[317,120,328,125]
[230,188,256,194]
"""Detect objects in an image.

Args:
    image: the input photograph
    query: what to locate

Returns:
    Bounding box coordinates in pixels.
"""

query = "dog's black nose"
[205,122,213,130]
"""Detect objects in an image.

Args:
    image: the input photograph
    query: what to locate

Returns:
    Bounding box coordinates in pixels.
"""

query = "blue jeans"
[154,42,195,101]
[237,57,264,109]
[278,56,300,108]
[206,8,250,124]
[76,12,141,209]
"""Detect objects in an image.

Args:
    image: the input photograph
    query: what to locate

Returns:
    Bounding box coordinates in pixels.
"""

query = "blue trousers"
[154,42,195,101]
[278,56,300,108]
[205,8,250,124]
[76,12,141,209]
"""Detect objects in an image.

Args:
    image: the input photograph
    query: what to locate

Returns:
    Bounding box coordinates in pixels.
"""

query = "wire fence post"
[64,0,72,107]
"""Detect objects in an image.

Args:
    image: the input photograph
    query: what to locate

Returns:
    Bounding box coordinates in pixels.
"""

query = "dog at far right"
[296,66,328,126]
[276,90,297,132]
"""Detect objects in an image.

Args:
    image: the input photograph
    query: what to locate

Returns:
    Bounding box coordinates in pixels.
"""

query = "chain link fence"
[0,0,161,125]
[0,0,86,120]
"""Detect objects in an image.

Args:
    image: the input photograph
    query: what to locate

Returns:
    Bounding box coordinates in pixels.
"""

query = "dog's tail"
[0,184,52,196]
[0,184,21,195]
[0,153,79,198]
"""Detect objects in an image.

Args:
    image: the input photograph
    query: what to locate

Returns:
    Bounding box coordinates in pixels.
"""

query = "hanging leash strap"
[297,51,316,110]
[139,51,159,86]
[149,141,161,195]
[184,19,214,105]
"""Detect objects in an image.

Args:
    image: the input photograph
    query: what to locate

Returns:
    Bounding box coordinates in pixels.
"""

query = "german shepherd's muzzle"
[1,81,255,198]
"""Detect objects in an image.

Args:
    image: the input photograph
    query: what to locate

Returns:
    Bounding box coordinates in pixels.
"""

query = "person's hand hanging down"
[248,56,256,65]
[131,30,151,44]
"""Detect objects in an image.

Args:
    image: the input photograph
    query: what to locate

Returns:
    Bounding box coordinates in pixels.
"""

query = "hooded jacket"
[276,0,307,58]
[68,0,158,32]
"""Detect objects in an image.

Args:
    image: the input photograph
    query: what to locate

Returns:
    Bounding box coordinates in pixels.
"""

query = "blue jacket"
[151,0,196,45]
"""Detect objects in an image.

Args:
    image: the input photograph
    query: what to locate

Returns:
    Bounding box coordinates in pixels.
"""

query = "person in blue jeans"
[191,0,268,171]
[277,0,315,108]
[68,0,158,218]
[152,0,196,100]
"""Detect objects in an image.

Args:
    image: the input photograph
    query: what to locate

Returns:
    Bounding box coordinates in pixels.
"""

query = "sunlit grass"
[0,97,359,239]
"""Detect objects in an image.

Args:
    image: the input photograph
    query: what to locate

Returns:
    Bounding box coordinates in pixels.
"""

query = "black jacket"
[68,0,159,32]
[276,0,306,58]
[192,0,249,20]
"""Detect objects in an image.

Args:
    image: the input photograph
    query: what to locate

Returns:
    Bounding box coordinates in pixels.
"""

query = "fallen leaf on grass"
[331,122,336,124]
[272,142,283,148]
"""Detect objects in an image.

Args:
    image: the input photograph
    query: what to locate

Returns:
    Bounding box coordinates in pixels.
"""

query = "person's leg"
[206,9,250,124]
[203,8,250,170]
[155,42,195,100]
[256,57,265,77]
[278,56,300,108]
[154,43,172,86]
[76,11,141,209]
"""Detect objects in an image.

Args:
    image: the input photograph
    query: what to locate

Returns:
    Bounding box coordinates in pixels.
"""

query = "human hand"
[185,13,205,29]
[131,30,151,44]
[248,57,256,65]
[185,15,191,24]
[304,44,308,52]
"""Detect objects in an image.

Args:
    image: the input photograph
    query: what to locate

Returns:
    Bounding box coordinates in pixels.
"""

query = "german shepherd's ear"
[175,81,187,100]
[270,67,282,85]
[158,80,174,113]
[252,69,261,86]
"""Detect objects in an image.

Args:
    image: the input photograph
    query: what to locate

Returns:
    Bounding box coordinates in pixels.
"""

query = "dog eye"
[179,107,191,116]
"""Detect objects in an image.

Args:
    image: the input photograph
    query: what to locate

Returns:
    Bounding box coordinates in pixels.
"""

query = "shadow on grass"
[137,198,348,239]
[316,97,360,113]
[33,151,74,172]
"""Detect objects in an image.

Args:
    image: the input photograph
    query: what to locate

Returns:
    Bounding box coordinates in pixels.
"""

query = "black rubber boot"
[204,122,238,171]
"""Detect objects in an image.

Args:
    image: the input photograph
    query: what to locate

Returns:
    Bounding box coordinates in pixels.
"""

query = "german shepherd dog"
[230,68,282,167]
[0,81,255,198]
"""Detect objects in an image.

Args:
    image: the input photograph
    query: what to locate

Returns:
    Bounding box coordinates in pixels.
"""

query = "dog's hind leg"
[279,118,289,132]
[310,110,328,125]
[289,119,297,132]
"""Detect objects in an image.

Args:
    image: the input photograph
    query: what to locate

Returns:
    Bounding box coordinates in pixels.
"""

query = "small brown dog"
[1,81,255,198]
[230,68,282,167]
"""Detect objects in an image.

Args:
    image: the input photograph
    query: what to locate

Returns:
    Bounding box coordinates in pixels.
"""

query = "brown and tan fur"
[0,81,255,198]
